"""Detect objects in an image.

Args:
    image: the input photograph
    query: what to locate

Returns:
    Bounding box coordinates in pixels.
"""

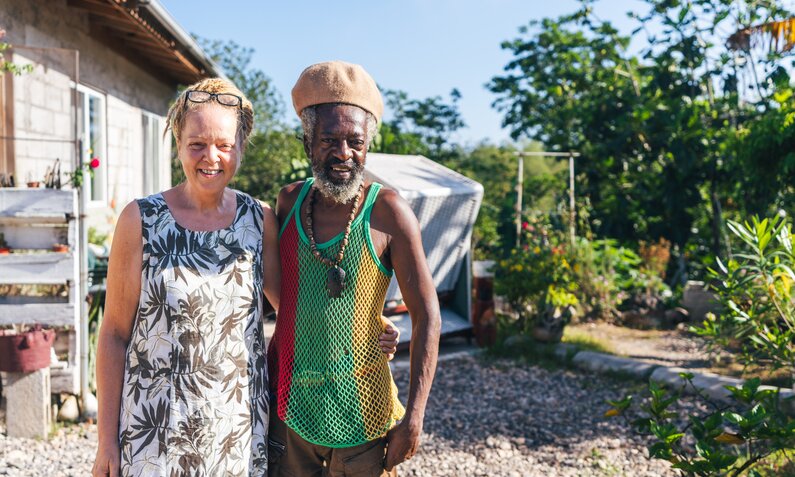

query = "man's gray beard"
[311,162,365,204]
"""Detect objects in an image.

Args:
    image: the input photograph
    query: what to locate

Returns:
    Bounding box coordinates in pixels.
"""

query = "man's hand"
[92,443,120,477]
[385,420,421,471]
[379,316,400,361]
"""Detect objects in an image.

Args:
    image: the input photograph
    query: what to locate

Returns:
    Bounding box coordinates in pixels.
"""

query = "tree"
[441,142,567,257]
[372,88,465,161]
[488,0,795,279]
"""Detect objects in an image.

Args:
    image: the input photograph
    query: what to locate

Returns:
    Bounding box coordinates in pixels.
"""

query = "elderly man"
[267,61,441,476]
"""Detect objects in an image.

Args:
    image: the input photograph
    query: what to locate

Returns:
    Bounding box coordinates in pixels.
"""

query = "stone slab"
[5,367,51,439]
[650,366,744,402]
[553,343,579,361]
[572,351,658,379]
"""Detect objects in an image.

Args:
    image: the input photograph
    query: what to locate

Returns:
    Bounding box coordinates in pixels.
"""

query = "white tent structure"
[365,153,483,344]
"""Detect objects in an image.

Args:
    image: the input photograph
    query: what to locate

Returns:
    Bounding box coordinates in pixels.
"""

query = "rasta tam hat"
[291,60,384,124]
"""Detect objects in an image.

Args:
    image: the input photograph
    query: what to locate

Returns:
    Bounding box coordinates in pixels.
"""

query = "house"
[0,0,223,225]
[0,0,223,434]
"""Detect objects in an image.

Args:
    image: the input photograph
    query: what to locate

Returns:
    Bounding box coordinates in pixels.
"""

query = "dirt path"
[567,322,713,371]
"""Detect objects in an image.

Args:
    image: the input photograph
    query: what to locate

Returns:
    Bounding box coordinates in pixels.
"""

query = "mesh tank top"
[270,178,405,448]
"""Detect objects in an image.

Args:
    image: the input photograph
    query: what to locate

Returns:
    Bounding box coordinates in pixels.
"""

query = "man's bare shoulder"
[277,180,307,220]
[371,186,417,235]
[279,181,306,201]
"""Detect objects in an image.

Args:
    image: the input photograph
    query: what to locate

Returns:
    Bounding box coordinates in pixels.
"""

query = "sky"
[160,0,649,146]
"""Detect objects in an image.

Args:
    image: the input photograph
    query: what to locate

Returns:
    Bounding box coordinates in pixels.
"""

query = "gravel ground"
[1,354,681,477]
[394,354,677,477]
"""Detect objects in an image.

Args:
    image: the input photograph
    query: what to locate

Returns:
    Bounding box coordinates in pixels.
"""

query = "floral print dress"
[118,191,269,476]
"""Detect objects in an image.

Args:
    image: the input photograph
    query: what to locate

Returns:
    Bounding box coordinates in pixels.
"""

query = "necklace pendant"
[327,266,346,298]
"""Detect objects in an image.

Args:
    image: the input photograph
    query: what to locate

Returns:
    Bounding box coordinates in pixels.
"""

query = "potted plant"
[0,232,10,255]
[52,243,69,253]
[0,325,56,373]
[531,285,578,343]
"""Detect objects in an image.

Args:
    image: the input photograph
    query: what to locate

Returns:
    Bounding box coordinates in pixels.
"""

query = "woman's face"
[178,104,240,193]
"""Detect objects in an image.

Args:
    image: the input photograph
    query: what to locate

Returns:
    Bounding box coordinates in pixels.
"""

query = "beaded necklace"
[305,183,365,298]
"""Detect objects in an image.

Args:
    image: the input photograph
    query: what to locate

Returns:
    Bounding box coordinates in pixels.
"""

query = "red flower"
[522,221,530,230]
[89,157,100,169]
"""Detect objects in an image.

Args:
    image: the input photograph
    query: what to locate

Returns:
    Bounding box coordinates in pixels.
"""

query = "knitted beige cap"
[291,60,383,123]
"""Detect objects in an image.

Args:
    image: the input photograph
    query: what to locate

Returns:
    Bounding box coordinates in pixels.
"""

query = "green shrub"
[571,237,673,321]
[693,216,795,377]
[608,375,795,476]
[494,215,578,335]
[608,216,795,476]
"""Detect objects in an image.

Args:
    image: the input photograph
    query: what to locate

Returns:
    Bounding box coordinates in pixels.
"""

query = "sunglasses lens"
[187,90,212,103]
[216,94,241,107]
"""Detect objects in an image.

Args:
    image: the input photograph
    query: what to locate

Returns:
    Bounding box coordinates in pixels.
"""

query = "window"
[77,85,106,203]
[142,112,163,195]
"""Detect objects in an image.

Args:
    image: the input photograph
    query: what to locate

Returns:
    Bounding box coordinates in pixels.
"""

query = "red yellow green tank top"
[270,178,405,448]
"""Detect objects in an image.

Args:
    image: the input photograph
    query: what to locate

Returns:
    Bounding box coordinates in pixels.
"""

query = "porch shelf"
[0,303,75,327]
[0,252,75,285]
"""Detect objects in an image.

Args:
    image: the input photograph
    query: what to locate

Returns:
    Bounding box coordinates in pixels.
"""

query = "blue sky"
[161,0,647,145]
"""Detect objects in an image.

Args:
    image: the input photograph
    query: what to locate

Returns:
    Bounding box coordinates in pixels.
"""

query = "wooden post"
[514,150,580,247]
[569,153,576,246]
[515,155,523,248]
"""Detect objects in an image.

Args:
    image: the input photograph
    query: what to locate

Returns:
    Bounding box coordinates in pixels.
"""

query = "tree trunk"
[710,181,723,258]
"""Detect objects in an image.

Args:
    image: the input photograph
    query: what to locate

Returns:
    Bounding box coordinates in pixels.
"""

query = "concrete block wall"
[12,54,74,186]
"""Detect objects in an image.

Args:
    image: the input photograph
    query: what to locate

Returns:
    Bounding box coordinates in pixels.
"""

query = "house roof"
[68,0,225,84]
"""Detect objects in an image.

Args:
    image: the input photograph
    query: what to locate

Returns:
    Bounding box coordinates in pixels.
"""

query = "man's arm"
[375,190,441,470]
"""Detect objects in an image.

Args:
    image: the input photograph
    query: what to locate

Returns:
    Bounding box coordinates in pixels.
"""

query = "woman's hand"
[92,443,120,477]
[379,316,400,360]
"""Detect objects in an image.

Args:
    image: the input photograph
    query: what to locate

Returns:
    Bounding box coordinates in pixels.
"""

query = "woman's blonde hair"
[165,77,254,150]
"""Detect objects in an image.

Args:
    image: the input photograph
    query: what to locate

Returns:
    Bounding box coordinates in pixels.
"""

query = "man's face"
[306,103,368,204]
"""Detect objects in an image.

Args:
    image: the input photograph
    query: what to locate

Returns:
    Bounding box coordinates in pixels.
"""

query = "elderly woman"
[92,78,397,477]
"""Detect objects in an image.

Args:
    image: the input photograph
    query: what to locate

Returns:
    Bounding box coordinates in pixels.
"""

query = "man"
[267,61,441,476]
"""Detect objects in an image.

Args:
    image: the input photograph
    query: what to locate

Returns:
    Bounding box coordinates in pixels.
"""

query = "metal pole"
[515,155,523,248]
[74,50,90,408]
[569,153,576,246]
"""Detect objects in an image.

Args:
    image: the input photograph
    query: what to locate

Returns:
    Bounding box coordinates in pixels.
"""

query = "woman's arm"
[261,203,281,312]
[92,201,143,477]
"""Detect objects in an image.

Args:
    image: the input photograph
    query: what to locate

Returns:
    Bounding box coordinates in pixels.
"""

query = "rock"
[621,310,662,329]
[682,280,720,321]
[81,392,98,420]
[57,395,80,422]
[502,334,532,348]
[664,307,689,327]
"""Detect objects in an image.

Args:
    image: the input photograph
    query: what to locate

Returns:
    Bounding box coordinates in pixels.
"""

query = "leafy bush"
[571,237,673,321]
[608,216,795,476]
[693,216,795,377]
[494,216,578,336]
[608,375,795,476]
[571,237,641,320]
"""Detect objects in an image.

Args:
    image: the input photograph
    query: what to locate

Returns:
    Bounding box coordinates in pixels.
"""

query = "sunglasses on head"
[184,90,242,108]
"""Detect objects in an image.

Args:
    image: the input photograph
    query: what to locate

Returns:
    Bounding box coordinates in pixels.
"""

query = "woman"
[92,78,398,477]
